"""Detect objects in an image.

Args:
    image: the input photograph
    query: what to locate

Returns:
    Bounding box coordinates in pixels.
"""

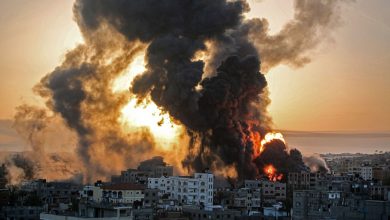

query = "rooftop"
[102,183,145,191]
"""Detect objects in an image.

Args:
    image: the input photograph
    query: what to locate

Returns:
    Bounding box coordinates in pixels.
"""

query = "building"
[293,190,343,220]
[41,205,133,220]
[293,189,390,220]
[155,211,189,220]
[370,185,390,201]
[148,172,213,207]
[243,179,286,203]
[182,206,240,220]
[115,157,173,184]
[361,166,373,181]
[102,183,145,204]
[80,185,103,202]
[81,183,145,205]
[233,188,261,213]
[260,180,286,203]
[288,172,322,190]
[138,156,174,178]
[43,181,82,214]
[2,206,43,220]
[143,188,160,207]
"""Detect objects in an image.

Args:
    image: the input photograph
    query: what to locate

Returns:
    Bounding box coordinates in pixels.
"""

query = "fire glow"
[113,54,182,149]
[253,132,285,158]
[253,132,286,181]
[264,164,283,182]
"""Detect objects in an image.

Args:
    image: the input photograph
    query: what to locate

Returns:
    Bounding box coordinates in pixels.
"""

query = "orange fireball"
[252,132,285,159]
[264,164,283,182]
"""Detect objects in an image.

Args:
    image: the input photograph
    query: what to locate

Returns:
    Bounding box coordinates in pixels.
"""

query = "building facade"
[148,173,213,207]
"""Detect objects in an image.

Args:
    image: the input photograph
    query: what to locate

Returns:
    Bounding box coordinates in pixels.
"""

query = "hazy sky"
[0,0,389,132]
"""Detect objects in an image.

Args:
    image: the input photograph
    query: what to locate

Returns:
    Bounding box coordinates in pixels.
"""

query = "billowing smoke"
[16,0,350,182]
[1,105,83,184]
[209,0,348,73]
[0,154,37,185]
[304,154,330,173]
[254,140,309,176]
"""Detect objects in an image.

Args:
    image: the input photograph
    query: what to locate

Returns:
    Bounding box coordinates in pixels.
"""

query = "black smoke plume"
[28,0,350,181]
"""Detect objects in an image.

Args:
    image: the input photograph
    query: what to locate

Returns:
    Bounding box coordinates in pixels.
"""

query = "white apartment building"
[360,166,373,181]
[147,172,213,207]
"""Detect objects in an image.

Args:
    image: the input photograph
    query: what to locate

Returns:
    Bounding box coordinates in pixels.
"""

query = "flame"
[119,99,181,147]
[252,132,285,181]
[252,132,285,158]
[264,164,283,182]
[261,132,285,147]
[113,53,182,150]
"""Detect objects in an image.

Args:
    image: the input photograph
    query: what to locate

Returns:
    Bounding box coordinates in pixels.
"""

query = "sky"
[0,0,389,148]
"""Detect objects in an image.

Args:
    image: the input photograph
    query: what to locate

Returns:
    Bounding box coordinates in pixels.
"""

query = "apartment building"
[148,172,213,207]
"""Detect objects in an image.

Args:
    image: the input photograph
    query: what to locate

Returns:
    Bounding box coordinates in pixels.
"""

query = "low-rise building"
[80,183,145,205]
[3,206,43,220]
[182,206,240,220]
[233,188,261,212]
[102,183,145,204]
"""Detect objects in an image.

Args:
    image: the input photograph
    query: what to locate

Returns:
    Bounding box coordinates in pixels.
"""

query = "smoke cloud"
[12,0,350,182]
[304,154,330,173]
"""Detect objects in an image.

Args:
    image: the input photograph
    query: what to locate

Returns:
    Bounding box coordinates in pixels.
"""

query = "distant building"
[288,172,323,190]
[3,206,43,220]
[114,156,173,184]
[370,185,390,201]
[148,172,213,207]
[42,205,133,220]
[293,189,390,220]
[361,166,373,181]
[182,206,240,220]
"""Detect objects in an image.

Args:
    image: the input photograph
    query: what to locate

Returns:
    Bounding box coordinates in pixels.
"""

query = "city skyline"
[1,1,390,219]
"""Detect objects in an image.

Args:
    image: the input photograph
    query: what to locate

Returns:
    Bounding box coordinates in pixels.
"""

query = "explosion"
[7,0,350,183]
[264,164,283,182]
[113,54,182,149]
[252,132,286,181]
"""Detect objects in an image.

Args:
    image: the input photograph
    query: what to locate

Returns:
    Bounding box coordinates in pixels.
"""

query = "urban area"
[1,152,390,220]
